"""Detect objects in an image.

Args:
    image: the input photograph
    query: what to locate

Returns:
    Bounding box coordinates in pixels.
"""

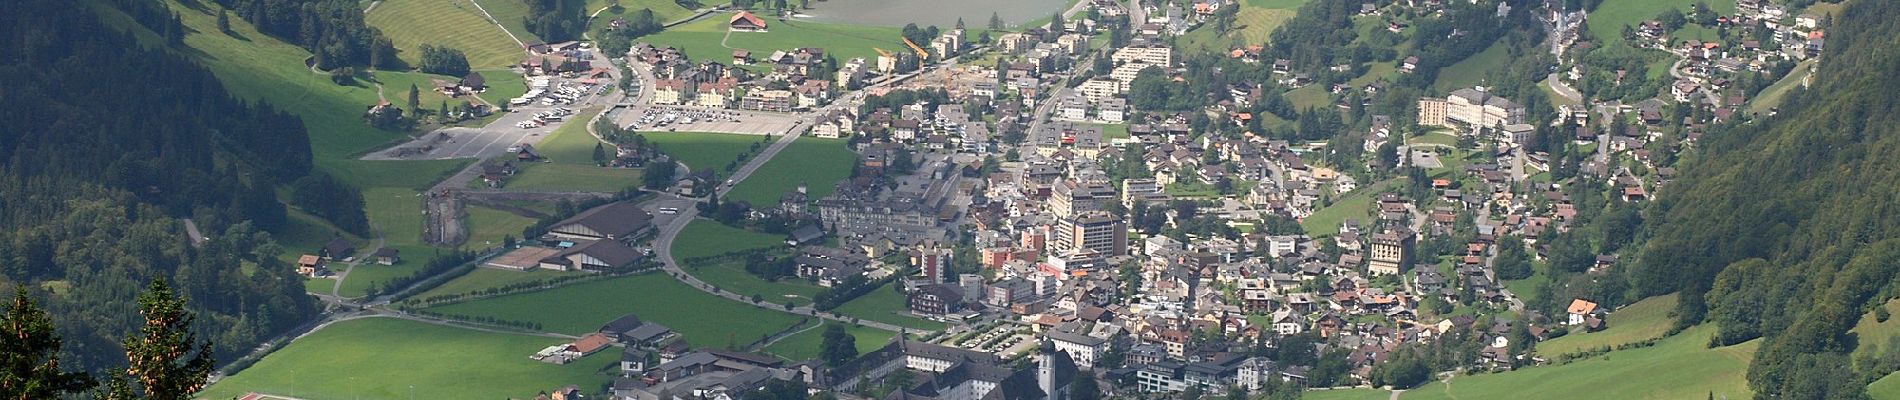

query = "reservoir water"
[798,0,1074,28]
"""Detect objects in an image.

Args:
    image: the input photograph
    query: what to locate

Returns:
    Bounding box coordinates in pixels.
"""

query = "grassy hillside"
[367,0,527,68]
[200,317,615,399]
[833,282,947,330]
[1585,0,1738,42]
[1177,0,1305,55]
[1432,40,1508,92]
[1402,324,1755,400]
[1536,294,1679,357]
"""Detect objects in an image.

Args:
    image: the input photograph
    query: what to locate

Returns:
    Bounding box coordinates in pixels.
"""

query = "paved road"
[1544,73,1582,104]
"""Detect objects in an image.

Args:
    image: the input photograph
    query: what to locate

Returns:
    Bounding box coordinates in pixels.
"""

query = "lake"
[798,0,1074,28]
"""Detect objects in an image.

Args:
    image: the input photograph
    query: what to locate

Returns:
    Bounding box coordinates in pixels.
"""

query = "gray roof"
[554,202,653,238]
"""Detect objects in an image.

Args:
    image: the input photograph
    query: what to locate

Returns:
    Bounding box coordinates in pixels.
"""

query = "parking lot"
[364,73,618,161]
[612,104,802,136]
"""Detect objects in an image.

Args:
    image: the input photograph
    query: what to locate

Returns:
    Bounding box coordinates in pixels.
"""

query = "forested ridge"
[1628,0,1900,397]
[0,0,320,373]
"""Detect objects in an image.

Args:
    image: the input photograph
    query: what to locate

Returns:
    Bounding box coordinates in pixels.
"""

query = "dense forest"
[0,0,321,372]
[215,0,402,69]
[1625,0,1900,397]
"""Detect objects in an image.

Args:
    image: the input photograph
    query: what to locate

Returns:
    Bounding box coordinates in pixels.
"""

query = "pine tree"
[592,143,608,164]
[1,289,95,398]
[989,12,1004,30]
[408,84,421,112]
[111,280,215,400]
[215,9,230,34]
[956,17,965,30]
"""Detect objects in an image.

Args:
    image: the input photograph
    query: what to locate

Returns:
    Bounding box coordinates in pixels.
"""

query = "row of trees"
[417,44,471,77]
[524,0,589,43]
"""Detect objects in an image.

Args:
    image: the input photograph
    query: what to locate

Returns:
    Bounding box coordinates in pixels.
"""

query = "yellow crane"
[901,37,929,58]
[873,47,894,58]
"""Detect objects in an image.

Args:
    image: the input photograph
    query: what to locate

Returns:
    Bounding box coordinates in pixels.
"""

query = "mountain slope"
[1628,0,1900,397]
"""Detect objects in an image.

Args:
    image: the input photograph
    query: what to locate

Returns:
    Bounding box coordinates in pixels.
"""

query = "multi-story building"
[1047,330,1106,368]
[740,89,794,112]
[1077,78,1123,104]
[1367,228,1415,276]
[1051,179,1116,219]
[1054,211,1127,257]
[652,79,687,105]
[1113,45,1174,66]
[1419,87,1527,129]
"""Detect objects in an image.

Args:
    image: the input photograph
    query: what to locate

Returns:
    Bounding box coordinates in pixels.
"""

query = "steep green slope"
[1627,1,1900,397]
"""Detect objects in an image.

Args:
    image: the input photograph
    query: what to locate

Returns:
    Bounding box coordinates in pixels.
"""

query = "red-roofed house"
[730,11,767,32]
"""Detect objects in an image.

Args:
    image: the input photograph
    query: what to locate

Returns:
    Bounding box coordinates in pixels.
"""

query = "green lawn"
[466,204,540,246]
[1402,324,1754,400]
[641,16,905,67]
[199,318,615,400]
[1499,261,1549,306]
[476,68,530,105]
[538,107,609,165]
[368,0,527,68]
[372,70,464,110]
[672,220,823,302]
[1301,178,1400,236]
[1244,0,1310,9]
[1536,294,1680,358]
[410,267,593,300]
[832,283,948,331]
[763,321,896,361]
[1872,372,1900,399]
[1433,40,1509,93]
[1176,5,1298,55]
[1081,123,1129,140]
[644,131,772,172]
[1586,0,1738,44]
[724,137,856,207]
[334,187,444,298]
[428,274,809,347]
[673,219,789,259]
[1284,85,1332,110]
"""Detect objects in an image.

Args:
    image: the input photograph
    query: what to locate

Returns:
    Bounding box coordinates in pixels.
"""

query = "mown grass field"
[725,137,856,206]
[833,282,947,331]
[641,16,904,66]
[763,321,896,361]
[475,68,530,105]
[199,317,615,400]
[1535,294,1680,357]
[409,267,592,300]
[1872,372,1900,399]
[427,273,810,346]
[1178,0,1304,54]
[1852,299,1900,360]
[1402,324,1754,400]
[475,0,541,43]
[1585,0,1738,43]
[644,131,772,172]
[537,106,608,164]
[333,187,440,298]
[368,0,527,68]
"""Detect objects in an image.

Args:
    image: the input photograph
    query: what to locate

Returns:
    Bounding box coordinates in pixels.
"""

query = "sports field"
[641,16,904,67]
[426,273,809,347]
[368,0,527,68]
[199,317,615,400]
[644,131,771,172]
[724,137,856,207]
[1401,324,1754,400]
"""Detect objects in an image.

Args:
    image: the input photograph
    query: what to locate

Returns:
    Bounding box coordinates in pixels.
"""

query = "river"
[796,0,1074,28]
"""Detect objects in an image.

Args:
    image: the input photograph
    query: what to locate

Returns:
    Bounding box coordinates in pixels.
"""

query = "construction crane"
[873,47,893,58]
[901,37,929,58]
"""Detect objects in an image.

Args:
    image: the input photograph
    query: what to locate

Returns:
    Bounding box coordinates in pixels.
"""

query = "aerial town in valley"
[6,0,1890,398]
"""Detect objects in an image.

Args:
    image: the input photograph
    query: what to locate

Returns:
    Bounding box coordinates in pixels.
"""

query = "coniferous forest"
[1629,0,1900,397]
[0,0,320,373]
